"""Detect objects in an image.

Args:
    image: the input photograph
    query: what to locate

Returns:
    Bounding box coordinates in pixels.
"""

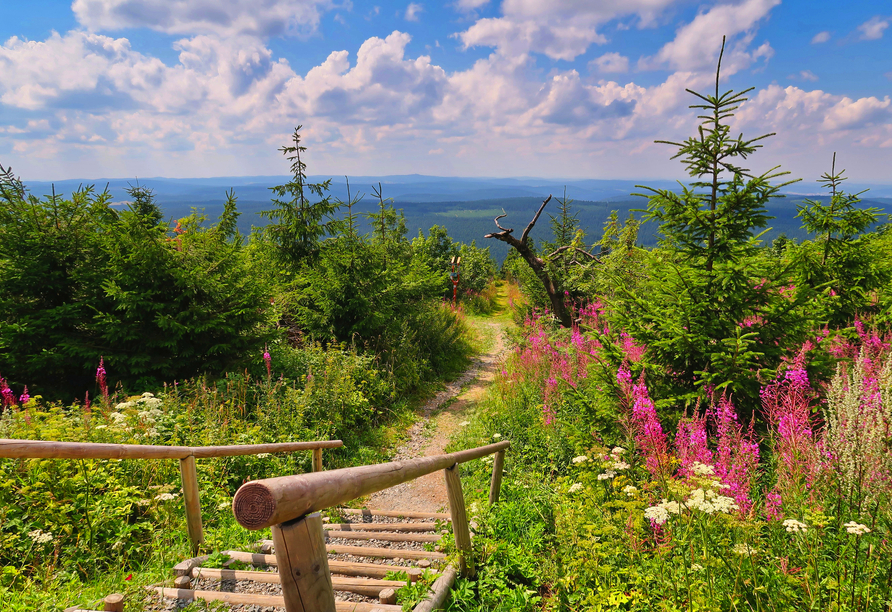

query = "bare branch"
[547,245,600,262]
[520,195,552,244]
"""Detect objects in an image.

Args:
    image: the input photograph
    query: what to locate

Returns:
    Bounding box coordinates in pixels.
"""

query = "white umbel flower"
[843,521,871,535]
[568,483,584,493]
[783,519,808,533]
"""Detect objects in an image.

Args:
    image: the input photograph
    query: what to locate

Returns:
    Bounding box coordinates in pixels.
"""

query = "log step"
[258,540,447,560]
[222,550,435,579]
[153,587,402,611]
[340,508,451,520]
[326,530,442,543]
[325,522,437,532]
[192,567,407,597]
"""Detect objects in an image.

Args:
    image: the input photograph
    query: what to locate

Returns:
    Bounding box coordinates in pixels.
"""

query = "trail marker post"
[450,256,461,307]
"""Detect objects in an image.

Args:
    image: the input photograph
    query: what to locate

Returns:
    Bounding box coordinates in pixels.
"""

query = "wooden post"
[489,450,505,505]
[179,456,204,554]
[272,512,336,612]
[443,464,474,578]
[102,593,124,612]
[312,448,323,472]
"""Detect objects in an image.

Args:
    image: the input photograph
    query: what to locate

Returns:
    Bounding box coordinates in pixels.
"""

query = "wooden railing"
[0,438,343,553]
[232,440,510,612]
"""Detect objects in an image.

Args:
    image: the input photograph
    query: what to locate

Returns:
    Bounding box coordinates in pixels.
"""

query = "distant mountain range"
[21,174,892,264]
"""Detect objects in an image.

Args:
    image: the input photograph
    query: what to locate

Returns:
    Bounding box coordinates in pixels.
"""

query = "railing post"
[489,450,505,505]
[312,447,323,472]
[179,455,204,554]
[272,512,336,612]
[444,463,474,578]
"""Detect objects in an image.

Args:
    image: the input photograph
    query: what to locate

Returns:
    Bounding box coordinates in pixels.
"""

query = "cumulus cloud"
[788,70,818,82]
[455,0,490,11]
[643,0,779,74]
[72,0,333,38]
[405,2,423,21]
[858,16,889,41]
[591,52,629,74]
[811,31,830,44]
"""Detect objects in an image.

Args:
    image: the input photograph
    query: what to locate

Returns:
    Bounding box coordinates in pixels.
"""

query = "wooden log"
[340,509,450,520]
[325,531,442,543]
[313,448,324,472]
[102,594,124,612]
[412,565,458,612]
[489,450,505,505]
[0,438,343,460]
[444,465,473,578]
[179,456,204,554]
[220,551,432,580]
[173,554,209,577]
[191,567,407,597]
[273,512,336,612]
[173,575,191,589]
[379,588,397,605]
[326,544,446,561]
[325,522,437,532]
[152,587,402,611]
[233,442,510,529]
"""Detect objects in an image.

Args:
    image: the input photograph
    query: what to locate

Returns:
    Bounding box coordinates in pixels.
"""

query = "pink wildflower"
[713,396,760,514]
[96,357,108,402]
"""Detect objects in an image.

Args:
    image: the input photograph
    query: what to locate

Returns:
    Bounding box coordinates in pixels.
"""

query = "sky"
[1,0,890,183]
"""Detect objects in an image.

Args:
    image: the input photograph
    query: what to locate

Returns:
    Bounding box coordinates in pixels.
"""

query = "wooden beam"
[325,522,437,532]
[233,442,510,529]
[489,450,505,505]
[273,512,336,612]
[313,448,324,472]
[340,509,450,520]
[0,438,343,460]
[412,566,458,612]
[179,456,204,554]
[102,594,124,612]
[326,544,446,561]
[191,567,407,597]
[173,554,209,577]
[325,531,441,543]
[444,465,473,578]
[152,588,402,611]
[220,551,431,580]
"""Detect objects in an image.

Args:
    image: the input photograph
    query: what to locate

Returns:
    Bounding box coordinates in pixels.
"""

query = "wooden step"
[326,530,442,543]
[222,550,434,580]
[258,540,447,561]
[192,567,407,597]
[326,522,437,532]
[153,587,402,611]
[340,508,451,520]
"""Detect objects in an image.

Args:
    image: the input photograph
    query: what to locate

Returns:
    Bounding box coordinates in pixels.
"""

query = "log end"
[232,482,276,530]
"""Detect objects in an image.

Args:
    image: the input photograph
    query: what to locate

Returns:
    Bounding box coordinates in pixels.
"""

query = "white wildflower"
[492,433,501,439]
[622,485,638,497]
[256,453,271,458]
[843,521,871,536]
[597,470,617,481]
[136,499,151,507]
[568,483,584,493]
[733,543,758,556]
[113,401,135,411]
[644,504,670,525]
[154,493,179,502]
[612,461,631,471]
[94,425,107,430]
[690,563,704,572]
[783,519,808,533]
[692,462,715,476]
[571,455,589,464]
[110,412,128,424]
[662,500,683,515]
[218,501,231,510]
[685,488,738,514]
[139,397,163,409]
[146,428,160,438]
[611,447,626,455]
[28,529,53,544]
[140,392,155,399]
[459,421,470,427]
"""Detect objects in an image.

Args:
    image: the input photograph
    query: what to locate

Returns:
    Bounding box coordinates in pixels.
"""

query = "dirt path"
[366,318,508,513]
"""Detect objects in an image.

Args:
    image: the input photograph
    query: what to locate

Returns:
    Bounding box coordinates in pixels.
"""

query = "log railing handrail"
[0,438,343,460]
[0,438,343,554]
[233,440,510,530]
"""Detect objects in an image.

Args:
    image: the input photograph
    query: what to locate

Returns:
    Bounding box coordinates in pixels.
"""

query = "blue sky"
[1,0,890,183]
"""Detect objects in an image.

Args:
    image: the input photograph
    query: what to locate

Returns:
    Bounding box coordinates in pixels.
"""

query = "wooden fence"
[0,438,343,553]
[232,440,509,612]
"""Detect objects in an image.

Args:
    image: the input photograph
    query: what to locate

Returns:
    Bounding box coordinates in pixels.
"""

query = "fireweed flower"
[843,521,871,535]
[783,519,808,533]
[19,386,29,405]
[263,347,272,379]
[96,357,108,399]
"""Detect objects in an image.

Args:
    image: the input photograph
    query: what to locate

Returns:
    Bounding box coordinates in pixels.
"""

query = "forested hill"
[22,175,892,264]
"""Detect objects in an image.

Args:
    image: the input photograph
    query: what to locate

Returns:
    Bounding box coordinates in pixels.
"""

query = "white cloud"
[788,70,818,82]
[811,31,830,44]
[405,3,423,21]
[858,16,889,41]
[591,52,629,74]
[72,0,333,38]
[644,0,779,74]
[455,0,490,11]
